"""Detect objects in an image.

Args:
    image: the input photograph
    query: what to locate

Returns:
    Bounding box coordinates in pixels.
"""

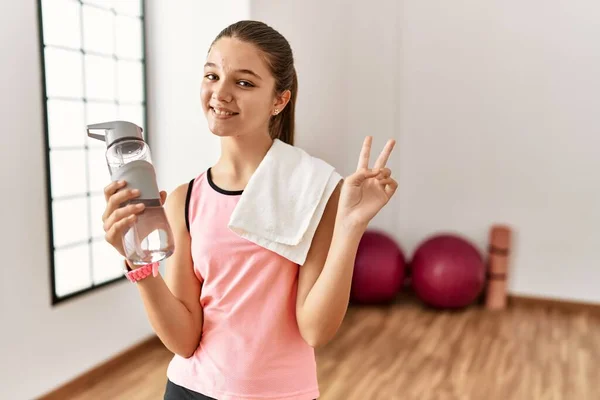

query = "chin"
[208,124,239,138]
[205,115,236,136]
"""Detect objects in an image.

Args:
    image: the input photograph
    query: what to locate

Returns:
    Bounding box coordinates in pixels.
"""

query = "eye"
[205,73,218,81]
[238,80,254,88]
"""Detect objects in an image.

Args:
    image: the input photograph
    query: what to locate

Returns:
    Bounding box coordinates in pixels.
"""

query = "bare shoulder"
[164,181,193,230]
[167,182,191,206]
[322,179,342,231]
[302,180,342,267]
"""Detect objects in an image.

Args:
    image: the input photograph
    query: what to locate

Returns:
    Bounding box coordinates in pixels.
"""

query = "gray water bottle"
[87,121,174,265]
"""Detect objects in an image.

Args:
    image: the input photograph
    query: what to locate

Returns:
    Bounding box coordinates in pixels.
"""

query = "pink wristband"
[124,261,159,283]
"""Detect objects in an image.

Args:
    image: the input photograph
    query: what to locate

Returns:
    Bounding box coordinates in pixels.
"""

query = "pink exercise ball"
[411,234,485,309]
[351,231,406,304]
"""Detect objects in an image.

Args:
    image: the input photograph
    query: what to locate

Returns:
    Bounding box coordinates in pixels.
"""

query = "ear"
[272,89,292,115]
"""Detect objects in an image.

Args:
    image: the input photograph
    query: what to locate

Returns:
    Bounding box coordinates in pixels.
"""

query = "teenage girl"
[102,20,397,400]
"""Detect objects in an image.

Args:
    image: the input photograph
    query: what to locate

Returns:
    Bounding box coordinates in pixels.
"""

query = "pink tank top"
[166,170,319,400]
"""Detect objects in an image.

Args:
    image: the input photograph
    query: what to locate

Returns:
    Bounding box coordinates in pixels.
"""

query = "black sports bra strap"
[184,178,195,232]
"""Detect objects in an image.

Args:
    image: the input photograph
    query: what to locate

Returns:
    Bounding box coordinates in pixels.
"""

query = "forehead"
[207,37,269,74]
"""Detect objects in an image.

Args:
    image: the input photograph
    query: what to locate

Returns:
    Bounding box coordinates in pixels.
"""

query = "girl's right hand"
[102,180,146,257]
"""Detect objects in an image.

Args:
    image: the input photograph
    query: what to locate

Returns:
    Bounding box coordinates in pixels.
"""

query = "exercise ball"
[411,234,485,309]
[351,231,406,304]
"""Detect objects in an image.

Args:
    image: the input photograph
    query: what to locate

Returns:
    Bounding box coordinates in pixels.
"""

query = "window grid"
[39,0,147,304]
[45,43,143,63]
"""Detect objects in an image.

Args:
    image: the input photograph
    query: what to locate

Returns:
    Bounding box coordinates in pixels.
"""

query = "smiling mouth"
[210,107,239,118]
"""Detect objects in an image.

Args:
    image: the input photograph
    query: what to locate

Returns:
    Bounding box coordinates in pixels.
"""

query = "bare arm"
[295,182,365,347]
[129,183,203,358]
[296,137,398,348]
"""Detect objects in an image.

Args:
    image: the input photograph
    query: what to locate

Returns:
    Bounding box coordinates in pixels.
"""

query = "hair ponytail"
[269,69,296,145]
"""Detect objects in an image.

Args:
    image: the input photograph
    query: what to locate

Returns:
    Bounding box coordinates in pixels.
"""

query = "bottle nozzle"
[88,121,119,130]
[87,122,117,141]
[87,132,106,141]
[86,120,144,146]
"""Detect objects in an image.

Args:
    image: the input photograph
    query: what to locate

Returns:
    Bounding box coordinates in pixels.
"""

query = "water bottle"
[87,120,174,265]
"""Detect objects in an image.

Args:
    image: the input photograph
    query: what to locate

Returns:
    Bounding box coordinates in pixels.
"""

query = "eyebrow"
[204,62,262,80]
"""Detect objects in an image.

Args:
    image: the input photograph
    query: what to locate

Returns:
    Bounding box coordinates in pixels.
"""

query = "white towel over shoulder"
[228,139,343,265]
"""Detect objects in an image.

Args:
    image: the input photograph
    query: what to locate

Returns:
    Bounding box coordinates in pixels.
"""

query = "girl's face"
[201,37,286,139]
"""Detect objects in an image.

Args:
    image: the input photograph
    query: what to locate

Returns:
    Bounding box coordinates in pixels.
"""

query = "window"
[38,0,147,304]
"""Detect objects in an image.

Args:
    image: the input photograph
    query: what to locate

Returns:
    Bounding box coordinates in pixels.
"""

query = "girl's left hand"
[337,136,398,230]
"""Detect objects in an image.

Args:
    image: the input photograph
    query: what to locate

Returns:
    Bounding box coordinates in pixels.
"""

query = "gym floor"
[48,295,600,400]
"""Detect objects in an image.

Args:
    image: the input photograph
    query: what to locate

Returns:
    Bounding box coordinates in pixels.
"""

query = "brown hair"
[211,20,297,145]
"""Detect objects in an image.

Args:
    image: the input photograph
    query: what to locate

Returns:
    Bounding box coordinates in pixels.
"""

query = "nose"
[212,80,233,103]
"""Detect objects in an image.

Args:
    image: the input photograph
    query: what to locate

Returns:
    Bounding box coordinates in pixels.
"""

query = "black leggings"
[164,379,317,400]
[164,380,216,400]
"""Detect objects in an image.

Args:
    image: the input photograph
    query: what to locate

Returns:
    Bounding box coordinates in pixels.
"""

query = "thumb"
[160,190,168,205]
[346,168,380,186]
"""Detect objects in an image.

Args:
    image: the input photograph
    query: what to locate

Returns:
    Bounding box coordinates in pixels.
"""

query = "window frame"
[36,0,149,305]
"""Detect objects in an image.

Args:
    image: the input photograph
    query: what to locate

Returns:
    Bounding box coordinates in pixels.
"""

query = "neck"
[214,133,274,179]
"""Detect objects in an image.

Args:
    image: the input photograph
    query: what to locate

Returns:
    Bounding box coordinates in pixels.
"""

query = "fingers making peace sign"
[338,136,398,229]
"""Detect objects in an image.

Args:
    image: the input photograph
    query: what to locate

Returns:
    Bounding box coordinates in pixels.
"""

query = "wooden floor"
[46,295,600,400]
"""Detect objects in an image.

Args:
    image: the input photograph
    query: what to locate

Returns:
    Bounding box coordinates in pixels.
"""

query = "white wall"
[250,0,350,171]
[397,1,600,303]
[252,1,600,304]
[0,3,153,399]
[147,0,250,192]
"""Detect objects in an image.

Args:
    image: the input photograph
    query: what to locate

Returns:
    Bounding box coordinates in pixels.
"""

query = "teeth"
[213,108,235,116]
